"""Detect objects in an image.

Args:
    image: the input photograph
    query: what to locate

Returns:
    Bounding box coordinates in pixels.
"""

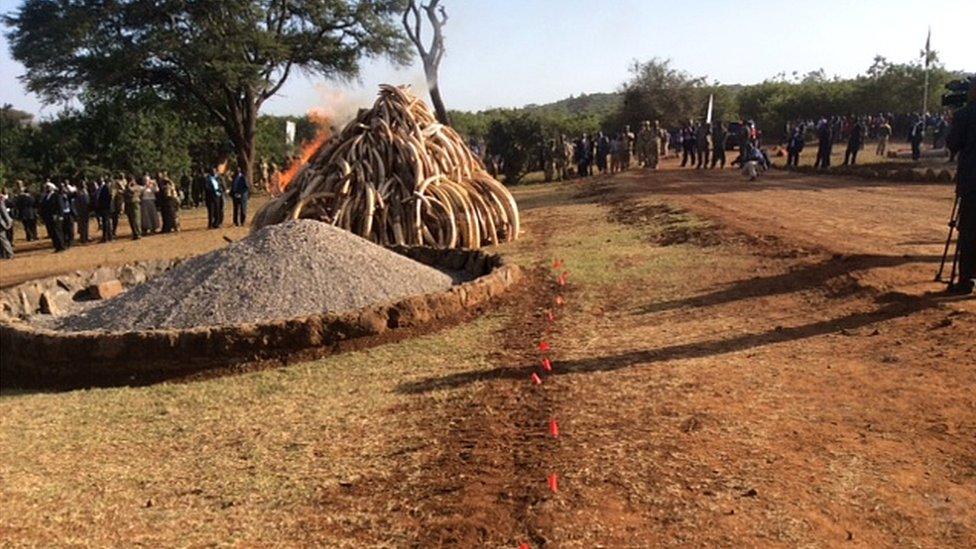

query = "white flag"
[285,121,296,146]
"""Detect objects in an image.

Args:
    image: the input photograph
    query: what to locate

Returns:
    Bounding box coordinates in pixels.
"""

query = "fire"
[278,133,328,192]
[276,108,333,193]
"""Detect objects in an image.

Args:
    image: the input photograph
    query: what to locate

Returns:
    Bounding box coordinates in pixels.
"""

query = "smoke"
[308,66,431,131]
[309,84,372,130]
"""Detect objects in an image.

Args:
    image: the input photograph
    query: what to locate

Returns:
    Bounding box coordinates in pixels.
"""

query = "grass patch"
[0,315,504,546]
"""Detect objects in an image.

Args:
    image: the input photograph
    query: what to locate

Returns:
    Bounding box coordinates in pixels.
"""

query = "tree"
[402,0,451,125]
[485,111,544,185]
[5,0,410,187]
[614,58,708,129]
[0,104,37,186]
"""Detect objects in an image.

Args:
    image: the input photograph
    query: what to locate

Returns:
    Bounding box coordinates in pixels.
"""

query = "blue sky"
[1,0,971,118]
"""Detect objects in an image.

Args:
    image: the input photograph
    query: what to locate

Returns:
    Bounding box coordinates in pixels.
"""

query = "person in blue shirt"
[231,169,250,226]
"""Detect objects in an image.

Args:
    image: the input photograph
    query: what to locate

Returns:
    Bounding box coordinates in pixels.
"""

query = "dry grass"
[0,315,506,546]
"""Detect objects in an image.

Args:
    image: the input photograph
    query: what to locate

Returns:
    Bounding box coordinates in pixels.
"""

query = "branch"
[259,60,293,104]
[402,1,428,58]
[423,1,447,70]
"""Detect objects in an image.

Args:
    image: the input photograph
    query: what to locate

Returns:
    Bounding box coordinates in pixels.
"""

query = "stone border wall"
[0,248,520,387]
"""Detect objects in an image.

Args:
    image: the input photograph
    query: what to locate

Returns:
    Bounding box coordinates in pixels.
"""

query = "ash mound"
[56,220,455,332]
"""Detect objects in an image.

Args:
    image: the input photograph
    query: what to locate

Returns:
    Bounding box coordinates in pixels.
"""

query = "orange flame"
[277,109,332,193]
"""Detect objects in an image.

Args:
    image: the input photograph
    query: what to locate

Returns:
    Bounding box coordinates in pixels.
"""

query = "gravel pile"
[56,220,455,332]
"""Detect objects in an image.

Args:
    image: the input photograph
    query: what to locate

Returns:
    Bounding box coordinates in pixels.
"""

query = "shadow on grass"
[395,291,944,395]
[633,253,941,316]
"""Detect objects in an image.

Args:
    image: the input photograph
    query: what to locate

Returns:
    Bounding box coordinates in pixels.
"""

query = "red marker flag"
[553,259,564,269]
[541,358,552,372]
[549,418,559,437]
[554,296,565,306]
[531,372,543,385]
[518,543,530,549]
[538,341,550,352]
[557,273,566,286]
[548,473,559,493]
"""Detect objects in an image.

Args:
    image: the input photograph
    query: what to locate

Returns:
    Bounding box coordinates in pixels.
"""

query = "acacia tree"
[4,0,410,185]
[615,58,708,129]
[402,0,450,125]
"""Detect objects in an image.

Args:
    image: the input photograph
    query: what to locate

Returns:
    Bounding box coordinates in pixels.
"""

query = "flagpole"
[923,68,930,113]
[922,27,931,114]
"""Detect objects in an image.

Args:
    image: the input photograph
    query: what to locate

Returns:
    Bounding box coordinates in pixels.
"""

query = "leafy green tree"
[485,111,544,185]
[615,58,708,129]
[0,104,38,186]
[5,0,410,186]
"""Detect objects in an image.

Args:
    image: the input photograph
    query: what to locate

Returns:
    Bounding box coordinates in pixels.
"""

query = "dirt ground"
[0,198,268,288]
[1,158,973,547]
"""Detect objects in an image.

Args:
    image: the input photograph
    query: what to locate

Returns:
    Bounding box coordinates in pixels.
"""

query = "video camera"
[942,75,974,109]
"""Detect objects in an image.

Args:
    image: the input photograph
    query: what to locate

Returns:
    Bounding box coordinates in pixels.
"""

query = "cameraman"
[946,81,976,295]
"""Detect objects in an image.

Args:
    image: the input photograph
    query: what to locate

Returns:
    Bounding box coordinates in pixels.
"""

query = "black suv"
[725,122,744,150]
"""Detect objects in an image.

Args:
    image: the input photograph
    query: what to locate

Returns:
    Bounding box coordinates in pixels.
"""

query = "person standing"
[908,117,925,161]
[945,82,976,295]
[696,122,712,169]
[712,122,728,169]
[112,175,126,238]
[574,134,590,178]
[59,182,75,249]
[635,122,651,167]
[14,181,38,241]
[620,125,635,170]
[542,139,556,182]
[844,118,864,165]
[123,177,143,240]
[814,119,833,169]
[0,194,13,259]
[647,121,662,169]
[39,182,66,252]
[595,132,611,175]
[876,118,892,157]
[680,122,696,167]
[231,169,250,226]
[95,179,115,242]
[206,167,225,228]
[72,181,91,243]
[659,124,670,159]
[140,175,160,235]
[786,126,804,167]
[159,173,181,232]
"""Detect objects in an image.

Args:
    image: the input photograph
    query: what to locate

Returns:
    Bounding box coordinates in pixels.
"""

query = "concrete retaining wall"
[0,247,520,388]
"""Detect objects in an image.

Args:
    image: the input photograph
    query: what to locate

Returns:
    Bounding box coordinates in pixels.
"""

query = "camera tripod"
[935,195,960,287]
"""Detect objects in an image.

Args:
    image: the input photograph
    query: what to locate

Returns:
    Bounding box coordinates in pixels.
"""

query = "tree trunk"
[224,104,257,192]
[428,73,451,126]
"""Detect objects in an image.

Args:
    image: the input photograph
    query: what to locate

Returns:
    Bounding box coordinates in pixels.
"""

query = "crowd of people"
[783,111,956,168]
[0,167,252,259]
[537,118,771,183]
[526,110,958,188]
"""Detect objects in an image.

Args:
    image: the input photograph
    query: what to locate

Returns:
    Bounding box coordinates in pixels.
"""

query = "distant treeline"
[448,55,965,182]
